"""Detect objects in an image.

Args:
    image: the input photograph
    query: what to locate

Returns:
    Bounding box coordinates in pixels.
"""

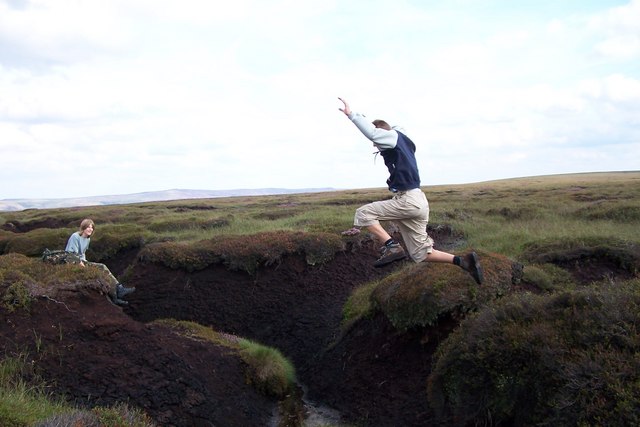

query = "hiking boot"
[116,283,135,298]
[374,243,407,268]
[460,252,483,285]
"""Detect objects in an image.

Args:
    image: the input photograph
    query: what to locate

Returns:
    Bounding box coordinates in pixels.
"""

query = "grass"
[2,172,639,261]
[0,355,68,426]
[427,278,640,426]
[154,319,296,399]
[0,253,113,314]
[1,171,639,426]
[0,355,155,427]
[138,231,345,274]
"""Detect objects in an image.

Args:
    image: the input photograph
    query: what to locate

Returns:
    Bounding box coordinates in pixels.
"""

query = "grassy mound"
[427,279,640,426]
[0,254,112,312]
[0,224,146,262]
[520,237,640,275]
[138,231,345,274]
[344,252,520,332]
[155,319,296,399]
[0,355,155,427]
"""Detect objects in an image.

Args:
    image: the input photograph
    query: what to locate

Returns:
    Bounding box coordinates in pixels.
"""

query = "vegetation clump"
[427,279,640,426]
[521,237,640,276]
[367,252,518,331]
[2,281,33,313]
[520,263,575,292]
[574,202,640,222]
[0,355,155,427]
[155,319,296,398]
[139,231,345,274]
[0,253,112,309]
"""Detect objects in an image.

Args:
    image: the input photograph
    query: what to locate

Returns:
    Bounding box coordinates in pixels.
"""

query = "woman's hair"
[372,119,391,130]
[79,218,95,232]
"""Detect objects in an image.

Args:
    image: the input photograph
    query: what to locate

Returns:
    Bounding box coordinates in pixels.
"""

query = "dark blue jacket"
[380,131,421,192]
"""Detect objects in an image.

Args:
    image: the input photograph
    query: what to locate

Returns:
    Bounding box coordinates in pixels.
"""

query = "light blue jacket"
[65,232,90,261]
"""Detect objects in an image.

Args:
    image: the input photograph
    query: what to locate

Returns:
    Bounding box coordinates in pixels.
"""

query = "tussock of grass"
[342,280,380,329]
[574,203,640,222]
[86,224,147,261]
[0,228,70,257]
[367,252,518,331]
[139,231,345,274]
[0,355,155,427]
[155,319,296,398]
[427,279,640,426]
[35,403,156,427]
[238,340,296,398]
[521,263,575,292]
[0,223,147,264]
[0,379,69,426]
[521,237,640,275]
[148,217,230,233]
[0,254,112,311]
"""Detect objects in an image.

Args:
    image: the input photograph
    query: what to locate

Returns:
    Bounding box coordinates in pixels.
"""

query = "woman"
[65,218,135,305]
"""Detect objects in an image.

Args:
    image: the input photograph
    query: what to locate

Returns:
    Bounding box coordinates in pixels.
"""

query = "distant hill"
[0,188,336,212]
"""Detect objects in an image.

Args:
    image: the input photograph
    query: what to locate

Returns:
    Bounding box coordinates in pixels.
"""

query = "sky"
[1,0,639,200]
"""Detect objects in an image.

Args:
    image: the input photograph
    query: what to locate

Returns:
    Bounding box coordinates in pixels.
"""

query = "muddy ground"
[0,225,631,426]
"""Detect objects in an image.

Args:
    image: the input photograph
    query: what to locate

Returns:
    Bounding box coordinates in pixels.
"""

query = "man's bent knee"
[354,206,377,227]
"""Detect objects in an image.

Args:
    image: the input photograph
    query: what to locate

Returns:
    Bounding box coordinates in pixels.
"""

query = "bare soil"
[0,226,632,426]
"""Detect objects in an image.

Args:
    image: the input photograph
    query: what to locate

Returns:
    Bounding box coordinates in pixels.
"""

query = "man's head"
[372,119,391,130]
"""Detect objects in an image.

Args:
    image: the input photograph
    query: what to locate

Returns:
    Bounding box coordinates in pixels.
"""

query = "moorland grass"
[1,171,639,425]
[0,355,155,427]
[427,279,640,426]
[154,319,296,398]
[0,253,113,313]
[2,172,639,259]
[369,251,517,331]
[139,231,345,274]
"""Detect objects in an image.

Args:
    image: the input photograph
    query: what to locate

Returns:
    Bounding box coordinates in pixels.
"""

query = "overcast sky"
[1,0,639,200]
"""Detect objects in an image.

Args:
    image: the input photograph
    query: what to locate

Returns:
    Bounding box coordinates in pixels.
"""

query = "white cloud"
[588,0,640,60]
[0,0,638,199]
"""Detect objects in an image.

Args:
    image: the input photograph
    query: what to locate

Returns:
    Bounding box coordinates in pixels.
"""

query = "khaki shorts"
[86,261,120,297]
[354,188,434,262]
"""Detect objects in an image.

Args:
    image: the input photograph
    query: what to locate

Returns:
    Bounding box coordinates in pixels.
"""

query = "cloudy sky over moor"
[1,0,639,199]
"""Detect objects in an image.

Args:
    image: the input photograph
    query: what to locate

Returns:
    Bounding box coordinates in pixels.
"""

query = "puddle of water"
[269,384,343,427]
[301,399,342,426]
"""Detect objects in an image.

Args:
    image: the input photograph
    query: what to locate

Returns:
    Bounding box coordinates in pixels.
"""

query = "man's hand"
[338,97,351,116]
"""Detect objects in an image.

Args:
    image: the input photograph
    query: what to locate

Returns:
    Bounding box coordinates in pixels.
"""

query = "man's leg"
[354,199,410,267]
[423,249,455,263]
[87,262,135,305]
[422,250,483,285]
[366,222,392,243]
